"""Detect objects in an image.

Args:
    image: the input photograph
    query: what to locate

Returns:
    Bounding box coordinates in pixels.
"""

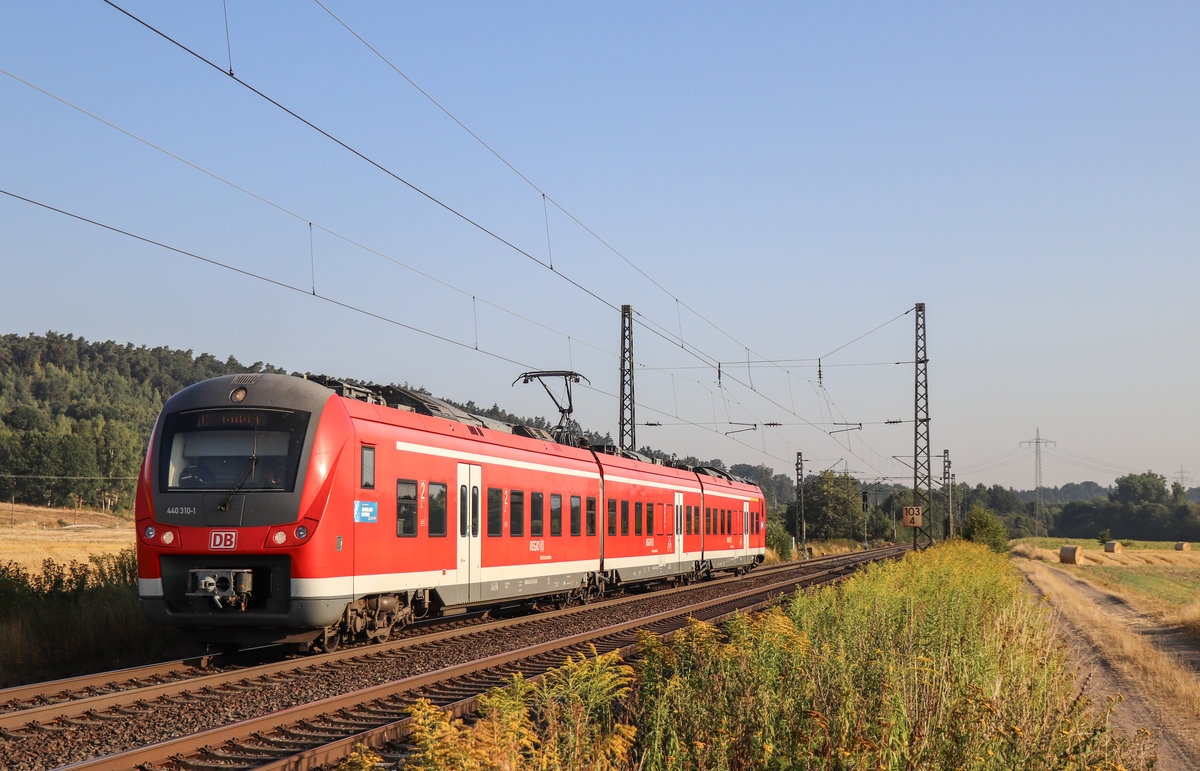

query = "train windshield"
[159,408,310,492]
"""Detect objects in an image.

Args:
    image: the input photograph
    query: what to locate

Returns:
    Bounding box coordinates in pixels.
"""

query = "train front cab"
[136,374,353,646]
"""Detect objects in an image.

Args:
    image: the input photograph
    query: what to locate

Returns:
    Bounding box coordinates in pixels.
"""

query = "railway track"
[2,546,907,770]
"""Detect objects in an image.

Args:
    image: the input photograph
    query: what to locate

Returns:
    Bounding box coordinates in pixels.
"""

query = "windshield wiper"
[218,455,258,512]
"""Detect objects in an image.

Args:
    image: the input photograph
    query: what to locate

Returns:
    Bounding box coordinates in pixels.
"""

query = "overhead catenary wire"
[34,4,918,481]
[1,61,886,475]
[98,0,785,410]
[0,66,616,364]
[301,1,918,417]
[0,187,800,467]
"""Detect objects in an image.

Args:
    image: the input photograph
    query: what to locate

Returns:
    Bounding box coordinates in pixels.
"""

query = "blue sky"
[2,2,1198,490]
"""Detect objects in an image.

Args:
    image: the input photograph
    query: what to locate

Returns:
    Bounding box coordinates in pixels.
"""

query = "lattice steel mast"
[1021,429,1055,531]
[619,304,635,452]
[913,302,934,544]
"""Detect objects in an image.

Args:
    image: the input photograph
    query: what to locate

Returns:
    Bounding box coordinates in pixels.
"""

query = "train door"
[456,463,482,603]
[674,492,684,570]
[742,501,750,557]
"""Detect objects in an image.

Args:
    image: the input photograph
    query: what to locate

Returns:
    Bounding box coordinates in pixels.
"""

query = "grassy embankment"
[397,542,1151,770]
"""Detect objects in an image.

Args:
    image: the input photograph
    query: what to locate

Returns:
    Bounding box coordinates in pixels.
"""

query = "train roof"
[304,375,756,487]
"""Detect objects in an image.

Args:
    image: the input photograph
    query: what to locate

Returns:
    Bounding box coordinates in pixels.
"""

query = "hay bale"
[1104,541,1123,553]
[1176,542,1191,551]
[1059,545,1085,564]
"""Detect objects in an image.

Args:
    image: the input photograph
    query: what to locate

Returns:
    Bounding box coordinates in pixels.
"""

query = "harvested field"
[0,504,133,570]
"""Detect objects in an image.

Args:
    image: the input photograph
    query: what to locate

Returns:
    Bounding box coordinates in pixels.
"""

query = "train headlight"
[161,530,175,545]
[294,525,308,540]
[273,530,287,545]
[144,526,156,540]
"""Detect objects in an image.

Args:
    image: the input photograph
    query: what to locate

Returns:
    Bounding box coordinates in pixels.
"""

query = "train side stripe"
[394,440,600,480]
[603,474,701,495]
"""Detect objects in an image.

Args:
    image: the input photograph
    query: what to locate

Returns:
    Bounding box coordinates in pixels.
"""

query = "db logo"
[210,531,237,550]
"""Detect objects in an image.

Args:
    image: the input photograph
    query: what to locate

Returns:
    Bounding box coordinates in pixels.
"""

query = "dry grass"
[1010,540,1200,568]
[1171,603,1200,642]
[0,504,133,571]
[1014,540,1200,650]
[1018,558,1200,758]
[1009,541,1059,562]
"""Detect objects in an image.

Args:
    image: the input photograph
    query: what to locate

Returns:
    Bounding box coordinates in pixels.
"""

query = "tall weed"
[404,646,635,770]
[0,547,192,686]
[402,543,1152,769]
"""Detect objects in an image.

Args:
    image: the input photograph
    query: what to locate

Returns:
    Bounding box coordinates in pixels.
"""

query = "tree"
[801,470,859,540]
[961,505,1009,552]
[1111,472,1168,506]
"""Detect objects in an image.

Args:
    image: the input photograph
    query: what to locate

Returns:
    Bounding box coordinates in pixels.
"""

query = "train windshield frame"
[159,408,310,493]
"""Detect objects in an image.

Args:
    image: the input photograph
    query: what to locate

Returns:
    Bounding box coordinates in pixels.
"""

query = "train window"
[607,499,617,536]
[685,505,692,535]
[531,492,544,537]
[550,494,563,537]
[460,485,468,536]
[705,507,711,535]
[621,500,630,536]
[487,488,503,537]
[160,408,310,493]
[634,502,643,536]
[510,490,525,537]
[396,480,417,537]
[570,496,582,537]
[719,509,725,535]
[471,486,479,537]
[361,446,375,490]
[429,482,447,537]
[586,497,596,537]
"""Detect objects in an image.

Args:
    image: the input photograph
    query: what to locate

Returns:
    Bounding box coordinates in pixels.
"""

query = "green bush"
[765,519,792,560]
[962,505,1010,552]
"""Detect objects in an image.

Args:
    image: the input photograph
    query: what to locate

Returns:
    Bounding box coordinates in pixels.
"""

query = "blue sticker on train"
[354,501,378,523]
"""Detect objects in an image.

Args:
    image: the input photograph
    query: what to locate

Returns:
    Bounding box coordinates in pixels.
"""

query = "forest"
[1,332,1197,545]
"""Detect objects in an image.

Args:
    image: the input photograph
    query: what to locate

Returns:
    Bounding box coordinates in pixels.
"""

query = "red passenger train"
[136,373,766,650]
